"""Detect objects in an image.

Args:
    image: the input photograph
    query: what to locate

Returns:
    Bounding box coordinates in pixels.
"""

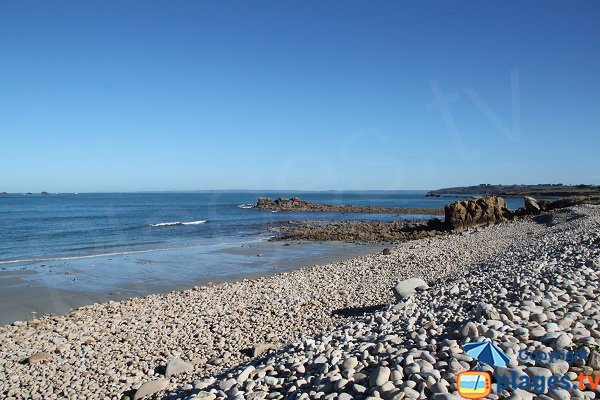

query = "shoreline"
[0,240,386,326]
[1,205,598,399]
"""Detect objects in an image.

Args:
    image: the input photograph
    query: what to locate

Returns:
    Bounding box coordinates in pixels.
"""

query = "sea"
[0,191,523,322]
[0,191,527,266]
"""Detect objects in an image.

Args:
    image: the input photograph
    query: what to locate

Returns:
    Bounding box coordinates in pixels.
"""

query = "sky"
[1,1,599,192]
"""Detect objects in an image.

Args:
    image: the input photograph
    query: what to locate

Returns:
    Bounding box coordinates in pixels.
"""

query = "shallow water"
[0,241,385,324]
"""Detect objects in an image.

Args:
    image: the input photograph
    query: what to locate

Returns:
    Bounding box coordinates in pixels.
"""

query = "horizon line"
[3,183,597,195]
[1,189,434,195]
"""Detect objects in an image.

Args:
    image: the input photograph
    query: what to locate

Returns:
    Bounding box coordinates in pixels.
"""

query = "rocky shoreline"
[270,220,442,243]
[253,197,444,215]
[0,205,598,399]
[269,195,598,243]
[268,196,522,243]
[195,205,599,400]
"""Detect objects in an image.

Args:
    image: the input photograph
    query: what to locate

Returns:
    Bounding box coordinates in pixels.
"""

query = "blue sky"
[1,1,599,192]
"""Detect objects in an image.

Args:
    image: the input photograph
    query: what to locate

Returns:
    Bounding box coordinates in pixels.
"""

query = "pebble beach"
[1,205,599,399]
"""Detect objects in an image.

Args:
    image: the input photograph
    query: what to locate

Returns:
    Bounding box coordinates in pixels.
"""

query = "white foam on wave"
[150,220,207,227]
[237,204,254,209]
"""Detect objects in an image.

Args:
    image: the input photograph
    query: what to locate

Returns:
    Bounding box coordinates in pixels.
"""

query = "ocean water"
[0,191,525,322]
[0,191,523,266]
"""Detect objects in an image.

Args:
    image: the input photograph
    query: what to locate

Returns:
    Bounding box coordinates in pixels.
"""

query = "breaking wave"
[150,220,207,227]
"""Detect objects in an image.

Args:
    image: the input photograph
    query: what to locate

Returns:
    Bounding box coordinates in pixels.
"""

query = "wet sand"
[0,241,386,325]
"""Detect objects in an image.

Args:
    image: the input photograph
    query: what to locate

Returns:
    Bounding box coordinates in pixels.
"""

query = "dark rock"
[271,220,440,243]
[382,248,392,255]
[256,197,275,207]
[427,218,444,229]
[546,196,600,209]
[524,196,543,213]
[253,197,443,215]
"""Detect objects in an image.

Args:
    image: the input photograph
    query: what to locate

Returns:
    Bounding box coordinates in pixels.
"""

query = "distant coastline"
[426,183,600,198]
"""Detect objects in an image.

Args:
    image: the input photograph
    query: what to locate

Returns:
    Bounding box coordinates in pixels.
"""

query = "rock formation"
[444,196,511,231]
[256,197,304,209]
[524,196,544,213]
[254,197,443,215]
[271,220,441,243]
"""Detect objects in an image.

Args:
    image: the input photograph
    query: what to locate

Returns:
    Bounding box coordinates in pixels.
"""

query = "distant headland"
[426,183,600,198]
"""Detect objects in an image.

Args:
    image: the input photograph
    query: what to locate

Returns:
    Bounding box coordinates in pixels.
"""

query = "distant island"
[426,184,600,198]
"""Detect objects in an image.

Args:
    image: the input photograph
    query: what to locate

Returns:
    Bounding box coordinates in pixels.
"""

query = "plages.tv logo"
[457,340,510,399]
[457,371,491,399]
[457,339,594,398]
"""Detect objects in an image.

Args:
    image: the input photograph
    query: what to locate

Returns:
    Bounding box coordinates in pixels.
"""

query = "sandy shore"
[0,206,598,399]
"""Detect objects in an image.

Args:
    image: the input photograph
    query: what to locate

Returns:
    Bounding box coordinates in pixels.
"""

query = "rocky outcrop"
[510,195,600,218]
[256,197,304,209]
[271,220,442,243]
[545,196,600,209]
[524,196,544,213]
[444,196,511,231]
[254,197,444,215]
